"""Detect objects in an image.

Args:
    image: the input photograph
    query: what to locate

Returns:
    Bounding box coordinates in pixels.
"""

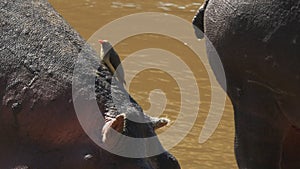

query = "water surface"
[48,1,238,168]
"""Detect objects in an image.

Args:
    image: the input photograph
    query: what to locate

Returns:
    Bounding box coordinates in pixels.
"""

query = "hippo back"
[204,0,300,97]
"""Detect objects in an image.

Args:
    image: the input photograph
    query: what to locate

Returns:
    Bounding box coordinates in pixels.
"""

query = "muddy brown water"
[48,0,238,168]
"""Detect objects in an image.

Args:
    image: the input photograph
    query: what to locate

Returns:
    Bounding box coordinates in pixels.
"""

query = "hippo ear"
[151,117,170,130]
[102,113,125,143]
[110,114,125,132]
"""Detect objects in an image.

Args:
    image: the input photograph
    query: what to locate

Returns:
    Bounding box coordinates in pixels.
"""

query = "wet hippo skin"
[193,0,300,169]
[0,0,180,169]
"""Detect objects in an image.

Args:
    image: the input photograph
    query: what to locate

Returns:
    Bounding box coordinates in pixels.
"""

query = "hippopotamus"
[193,0,300,168]
[0,0,180,169]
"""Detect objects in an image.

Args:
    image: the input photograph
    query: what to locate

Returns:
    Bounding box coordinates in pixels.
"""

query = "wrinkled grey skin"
[0,0,180,169]
[193,0,300,169]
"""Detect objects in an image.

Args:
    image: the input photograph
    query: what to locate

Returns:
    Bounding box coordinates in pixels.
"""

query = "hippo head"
[98,112,180,169]
[69,51,181,169]
[92,65,180,169]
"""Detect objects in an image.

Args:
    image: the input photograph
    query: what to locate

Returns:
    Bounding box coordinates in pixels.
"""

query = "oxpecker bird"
[99,40,126,85]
